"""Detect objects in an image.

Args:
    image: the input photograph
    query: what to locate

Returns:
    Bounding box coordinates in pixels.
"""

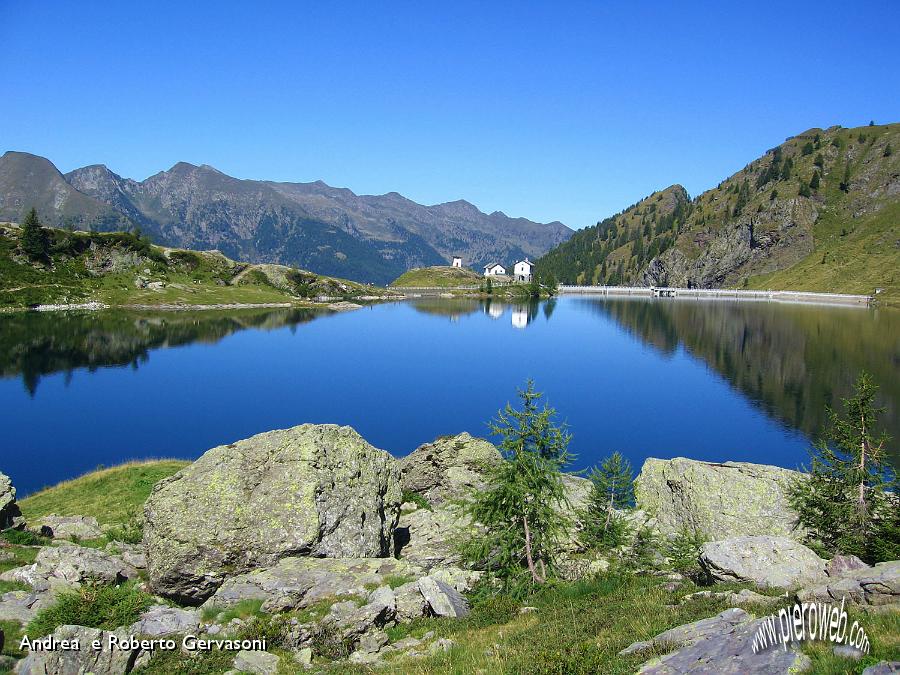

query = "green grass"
[0,544,39,576]
[401,489,433,512]
[330,572,900,675]
[747,199,900,307]
[0,224,386,309]
[201,598,266,623]
[19,459,188,526]
[390,265,483,288]
[26,581,153,638]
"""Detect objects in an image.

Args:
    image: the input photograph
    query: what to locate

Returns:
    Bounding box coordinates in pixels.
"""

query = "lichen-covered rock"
[798,560,899,608]
[129,604,201,637]
[0,471,25,530]
[233,649,280,675]
[398,433,500,505]
[203,557,422,613]
[395,503,471,567]
[700,536,827,590]
[38,514,104,540]
[144,424,402,603]
[625,608,811,674]
[862,662,900,675]
[826,554,869,578]
[0,544,137,591]
[634,458,803,540]
[14,625,148,675]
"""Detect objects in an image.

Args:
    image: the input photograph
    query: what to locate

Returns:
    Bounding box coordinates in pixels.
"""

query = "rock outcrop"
[143,424,402,603]
[622,608,811,674]
[0,544,137,592]
[14,625,149,674]
[203,557,423,613]
[0,471,24,530]
[634,458,802,540]
[700,536,827,590]
[798,560,900,609]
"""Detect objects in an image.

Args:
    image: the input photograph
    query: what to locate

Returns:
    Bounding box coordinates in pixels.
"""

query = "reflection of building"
[451,256,462,268]
[511,307,528,329]
[488,303,504,319]
[514,258,534,282]
[483,262,506,276]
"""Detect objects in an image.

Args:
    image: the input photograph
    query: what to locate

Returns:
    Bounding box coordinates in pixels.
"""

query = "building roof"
[483,262,504,270]
[515,258,534,268]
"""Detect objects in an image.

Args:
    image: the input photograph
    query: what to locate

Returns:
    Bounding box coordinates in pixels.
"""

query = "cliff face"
[538,123,900,297]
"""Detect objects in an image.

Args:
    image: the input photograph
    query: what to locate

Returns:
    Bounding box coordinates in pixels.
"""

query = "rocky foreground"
[0,426,898,674]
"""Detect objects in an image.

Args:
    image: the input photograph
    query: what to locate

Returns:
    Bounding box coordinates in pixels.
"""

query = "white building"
[483,263,507,277]
[451,256,462,268]
[513,258,534,282]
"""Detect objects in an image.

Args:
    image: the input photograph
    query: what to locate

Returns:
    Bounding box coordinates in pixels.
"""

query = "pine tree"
[463,381,573,595]
[20,208,49,261]
[885,143,893,158]
[788,373,896,562]
[583,452,635,548]
[809,172,820,190]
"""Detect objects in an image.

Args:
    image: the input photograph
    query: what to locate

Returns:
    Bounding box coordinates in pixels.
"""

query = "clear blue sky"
[2,1,898,229]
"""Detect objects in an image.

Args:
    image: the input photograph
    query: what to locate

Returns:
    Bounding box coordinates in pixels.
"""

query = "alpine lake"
[2,295,898,495]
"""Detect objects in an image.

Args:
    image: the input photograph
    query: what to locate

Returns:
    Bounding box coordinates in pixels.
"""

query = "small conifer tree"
[583,452,635,549]
[789,373,896,563]
[20,207,49,260]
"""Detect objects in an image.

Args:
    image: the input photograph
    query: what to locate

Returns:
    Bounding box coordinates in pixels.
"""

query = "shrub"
[1,529,49,546]
[27,582,153,637]
[400,489,432,512]
[664,528,709,581]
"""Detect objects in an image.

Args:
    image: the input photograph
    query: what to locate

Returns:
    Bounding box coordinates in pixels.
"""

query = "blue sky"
[2,1,898,229]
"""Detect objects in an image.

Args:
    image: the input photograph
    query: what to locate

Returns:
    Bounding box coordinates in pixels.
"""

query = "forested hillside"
[537,123,899,303]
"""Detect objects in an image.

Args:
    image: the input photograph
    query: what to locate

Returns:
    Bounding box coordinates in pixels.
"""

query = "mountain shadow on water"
[0,308,323,396]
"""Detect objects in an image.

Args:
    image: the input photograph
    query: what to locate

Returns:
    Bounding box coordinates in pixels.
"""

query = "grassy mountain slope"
[537,123,899,303]
[390,265,483,287]
[0,222,389,309]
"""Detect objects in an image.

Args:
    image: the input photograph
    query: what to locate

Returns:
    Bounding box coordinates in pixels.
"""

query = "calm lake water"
[1,297,898,495]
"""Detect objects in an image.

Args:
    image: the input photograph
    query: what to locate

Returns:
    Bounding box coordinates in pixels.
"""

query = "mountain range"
[536,122,899,303]
[0,152,571,284]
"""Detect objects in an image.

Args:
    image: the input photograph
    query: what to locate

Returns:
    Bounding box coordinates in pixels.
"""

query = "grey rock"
[14,625,144,675]
[394,581,428,621]
[620,608,752,655]
[681,588,784,607]
[0,590,45,624]
[144,424,402,603]
[357,629,388,654]
[0,471,25,530]
[233,649,280,675]
[398,432,501,506]
[129,604,201,637]
[826,554,869,577]
[395,504,471,567]
[37,514,103,540]
[634,458,803,540]
[798,560,899,608]
[418,576,469,618]
[204,557,421,613]
[862,662,900,675]
[833,645,864,660]
[294,646,313,665]
[1,544,137,590]
[700,536,827,590]
[634,612,811,674]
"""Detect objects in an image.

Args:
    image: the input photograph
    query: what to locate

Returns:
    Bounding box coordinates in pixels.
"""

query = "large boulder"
[0,471,25,530]
[700,536,827,590]
[144,424,402,603]
[798,560,900,609]
[634,458,803,540]
[398,433,500,505]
